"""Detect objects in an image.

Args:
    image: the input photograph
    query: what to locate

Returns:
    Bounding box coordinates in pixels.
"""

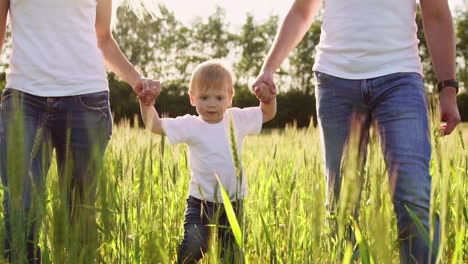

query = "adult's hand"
[439,87,461,135]
[252,71,277,103]
[133,77,161,106]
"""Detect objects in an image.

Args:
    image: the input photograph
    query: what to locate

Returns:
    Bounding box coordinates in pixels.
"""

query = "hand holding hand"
[252,71,277,103]
[254,82,276,103]
[133,77,161,105]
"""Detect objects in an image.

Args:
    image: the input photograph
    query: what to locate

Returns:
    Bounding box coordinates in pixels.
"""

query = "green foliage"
[289,20,322,95]
[416,6,438,89]
[1,121,466,263]
[456,9,468,91]
[457,92,468,121]
[235,14,279,86]
[271,89,316,128]
[1,4,468,124]
[108,78,316,128]
[190,7,234,60]
[104,4,468,126]
[108,74,141,126]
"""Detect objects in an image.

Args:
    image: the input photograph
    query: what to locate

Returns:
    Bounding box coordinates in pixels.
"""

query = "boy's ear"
[189,92,196,106]
[228,94,233,106]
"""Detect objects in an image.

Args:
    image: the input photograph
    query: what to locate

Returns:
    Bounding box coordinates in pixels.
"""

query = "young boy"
[139,59,276,263]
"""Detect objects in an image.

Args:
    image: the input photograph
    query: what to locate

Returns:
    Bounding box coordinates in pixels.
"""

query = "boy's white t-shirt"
[162,107,263,203]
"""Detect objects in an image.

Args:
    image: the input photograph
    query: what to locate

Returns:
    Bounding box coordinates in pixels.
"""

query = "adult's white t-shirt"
[162,107,263,203]
[313,0,423,79]
[6,0,108,96]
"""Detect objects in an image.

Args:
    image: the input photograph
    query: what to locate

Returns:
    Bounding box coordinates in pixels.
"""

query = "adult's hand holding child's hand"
[252,71,277,103]
[134,77,161,105]
[253,82,276,103]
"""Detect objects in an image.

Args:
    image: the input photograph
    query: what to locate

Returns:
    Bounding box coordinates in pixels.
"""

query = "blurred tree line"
[1,4,468,126]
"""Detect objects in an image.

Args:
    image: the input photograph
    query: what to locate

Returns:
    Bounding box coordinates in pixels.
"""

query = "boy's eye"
[217,96,223,101]
[201,96,208,100]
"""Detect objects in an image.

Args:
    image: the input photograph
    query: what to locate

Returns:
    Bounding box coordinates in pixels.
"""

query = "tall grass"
[0,119,466,263]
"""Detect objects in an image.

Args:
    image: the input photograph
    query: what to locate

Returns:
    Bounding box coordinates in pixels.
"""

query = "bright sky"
[160,0,293,26]
[160,0,467,26]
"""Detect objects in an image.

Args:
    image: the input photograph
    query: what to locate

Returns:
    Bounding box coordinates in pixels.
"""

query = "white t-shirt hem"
[312,65,423,80]
[6,84,109,97]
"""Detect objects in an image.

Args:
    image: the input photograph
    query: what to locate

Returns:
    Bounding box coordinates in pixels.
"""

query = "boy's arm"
[260,98,277,123]
[258,83,277,123]
[139,101,164,135]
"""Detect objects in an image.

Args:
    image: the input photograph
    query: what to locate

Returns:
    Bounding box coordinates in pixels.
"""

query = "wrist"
[260,67,275,77]
[260,96,276,104]
[437,79,458,94]
[130,74,144,90]
[439,86,458,97]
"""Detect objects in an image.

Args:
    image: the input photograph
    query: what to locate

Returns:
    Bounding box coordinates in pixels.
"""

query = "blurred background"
[0,0,467,128]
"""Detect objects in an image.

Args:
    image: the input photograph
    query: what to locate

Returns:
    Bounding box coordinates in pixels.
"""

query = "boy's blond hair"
[189,59,235,96]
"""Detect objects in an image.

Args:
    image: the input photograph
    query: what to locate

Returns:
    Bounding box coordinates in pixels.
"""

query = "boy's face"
[189,86,233,124]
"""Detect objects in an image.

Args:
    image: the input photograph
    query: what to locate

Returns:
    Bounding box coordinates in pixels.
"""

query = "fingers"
[151,80,161,96]
[259,83,270,100]
[252,79,264,94]
[254,82,275,103]
[252,72,277,104]
[440,117,460,135]
[253,80,276,95]
[438,94,461,136]
[135,77,161,94]
[137,94,154,106]
[264,78,277,94]
[136,78,161,106]
[142,79,150,93]
[439,110,461,135]
[251,73,276,94]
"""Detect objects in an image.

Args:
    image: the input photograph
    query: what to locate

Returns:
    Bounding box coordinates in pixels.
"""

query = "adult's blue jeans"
[0,88,112,264]
[315,71,439,264]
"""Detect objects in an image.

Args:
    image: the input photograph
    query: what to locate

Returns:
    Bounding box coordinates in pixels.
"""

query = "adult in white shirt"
[252,0,460,263]
[0,0,160,263]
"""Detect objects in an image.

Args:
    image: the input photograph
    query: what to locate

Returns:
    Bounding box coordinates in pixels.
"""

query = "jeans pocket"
[0,88,14,106]
[187,196,202,208]
[184,207,204,225]
[314,71,332,88]
[78,91,110,119]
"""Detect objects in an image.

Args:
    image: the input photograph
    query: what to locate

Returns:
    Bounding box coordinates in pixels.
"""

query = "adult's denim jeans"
[178,196,241,264]
[315,71,439,264]
[0,88,112,264]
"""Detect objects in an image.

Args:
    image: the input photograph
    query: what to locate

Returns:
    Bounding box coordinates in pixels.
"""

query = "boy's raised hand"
[137,79,161,105]
[253,82,276,103]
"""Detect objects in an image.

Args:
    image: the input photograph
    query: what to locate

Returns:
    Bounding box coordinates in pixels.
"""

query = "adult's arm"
[252,0,323,96]
[420,0,461,135]
[0,0,9,54]
[95,0,159,104]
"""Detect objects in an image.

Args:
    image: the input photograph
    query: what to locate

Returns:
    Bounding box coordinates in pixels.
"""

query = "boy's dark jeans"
[178,196,242,264]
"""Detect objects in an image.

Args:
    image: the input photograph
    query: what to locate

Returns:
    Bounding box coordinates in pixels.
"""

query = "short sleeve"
[229,107,263,136]
[162,114,196,145]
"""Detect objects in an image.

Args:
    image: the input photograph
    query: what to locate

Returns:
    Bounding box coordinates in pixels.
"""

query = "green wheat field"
[1,119,467,264]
